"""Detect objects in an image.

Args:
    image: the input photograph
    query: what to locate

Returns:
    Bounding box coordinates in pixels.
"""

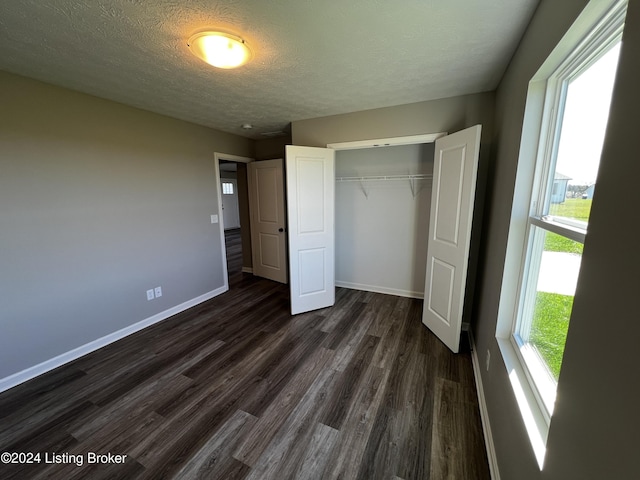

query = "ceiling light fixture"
[187,31,252,69]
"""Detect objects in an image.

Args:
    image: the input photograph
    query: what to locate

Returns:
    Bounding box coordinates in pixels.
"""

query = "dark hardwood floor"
[225,228,244,288]
[0,229,490,479]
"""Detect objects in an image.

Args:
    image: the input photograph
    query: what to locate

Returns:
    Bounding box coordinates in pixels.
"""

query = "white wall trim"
[327,132,447,150]
[335,280,423,299]
[0,285,228,394]
[213,152,254,164]
[241,267,253,274]
[469,332,501,480]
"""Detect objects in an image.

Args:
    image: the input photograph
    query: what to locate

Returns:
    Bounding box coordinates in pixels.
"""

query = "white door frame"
[214,152,254,291]
[327,132,447,151]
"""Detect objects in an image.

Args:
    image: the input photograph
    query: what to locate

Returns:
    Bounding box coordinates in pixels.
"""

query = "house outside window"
[550,173,570,204]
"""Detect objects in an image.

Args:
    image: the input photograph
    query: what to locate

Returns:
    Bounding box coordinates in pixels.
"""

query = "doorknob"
[279,227,285,232]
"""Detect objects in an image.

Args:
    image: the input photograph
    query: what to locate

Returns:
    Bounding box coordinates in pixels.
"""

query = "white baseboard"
[335,280,423,299]
[241,267,253,274]
[469,332,501,480]
[0,285,228,394]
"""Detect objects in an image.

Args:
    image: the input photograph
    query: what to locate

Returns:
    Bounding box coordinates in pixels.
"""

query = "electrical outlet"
[146,289,155,301]
[486,349,491,371]
[154,286,162,298]
[211,214,219,224]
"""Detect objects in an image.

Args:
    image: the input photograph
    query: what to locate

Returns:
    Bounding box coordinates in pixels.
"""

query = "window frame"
[495,0,626,468]
[222,182,234,195]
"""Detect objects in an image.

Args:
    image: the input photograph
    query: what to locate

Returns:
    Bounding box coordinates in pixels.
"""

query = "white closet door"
[422,125,481,353]
[286,145,335,315]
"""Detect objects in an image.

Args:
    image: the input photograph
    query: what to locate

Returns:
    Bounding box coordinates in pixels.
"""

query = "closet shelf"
[335,174,432,182]
[336,174,432,198]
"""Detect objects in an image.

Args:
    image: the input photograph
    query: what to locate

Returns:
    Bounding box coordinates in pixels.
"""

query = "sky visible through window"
[554,43,621,186]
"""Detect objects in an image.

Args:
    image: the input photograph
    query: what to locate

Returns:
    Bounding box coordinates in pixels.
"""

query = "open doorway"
[220,163,241,230]
[214,153,253,290]
[220,160,243,281]
[334,143,435,299]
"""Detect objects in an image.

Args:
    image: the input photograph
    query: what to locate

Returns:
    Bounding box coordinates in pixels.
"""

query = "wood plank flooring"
[225,228,243,286]
[0,229,490,479]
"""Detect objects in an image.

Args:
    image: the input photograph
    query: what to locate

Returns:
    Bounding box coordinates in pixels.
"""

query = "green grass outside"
[531,198,589,381]
[544,198,591,254]
[549,197,592,221]
[530,292,573,381]
[544,234,583,254]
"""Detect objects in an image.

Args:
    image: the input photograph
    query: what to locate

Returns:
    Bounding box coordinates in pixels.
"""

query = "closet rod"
[335,174,432,182]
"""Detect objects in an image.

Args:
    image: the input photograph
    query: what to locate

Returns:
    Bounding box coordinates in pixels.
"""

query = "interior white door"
[422,125,482,353]
[221,178,240,229]
[286,145,335,315]
[247,159,288,284]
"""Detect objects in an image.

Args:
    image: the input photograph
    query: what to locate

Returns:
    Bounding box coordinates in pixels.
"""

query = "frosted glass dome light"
[188,31,252,69]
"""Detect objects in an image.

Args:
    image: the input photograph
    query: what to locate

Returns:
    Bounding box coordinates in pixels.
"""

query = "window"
[496,0,625,467]
[515,38,621,413]
[222,182,234,195]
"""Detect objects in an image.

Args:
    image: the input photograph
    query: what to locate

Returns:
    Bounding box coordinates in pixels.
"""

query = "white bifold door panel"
[286,145,335,315]
[248,159,288,284]
[422,125,481,353]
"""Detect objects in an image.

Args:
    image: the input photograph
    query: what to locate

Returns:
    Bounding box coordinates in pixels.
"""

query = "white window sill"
[496,336,549,470]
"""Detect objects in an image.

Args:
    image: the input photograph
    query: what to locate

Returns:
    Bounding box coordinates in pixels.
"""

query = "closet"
[286,125,481,352]
[335,143,434,298]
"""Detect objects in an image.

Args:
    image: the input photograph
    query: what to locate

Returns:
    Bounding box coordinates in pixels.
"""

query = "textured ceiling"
[0,0,539,139]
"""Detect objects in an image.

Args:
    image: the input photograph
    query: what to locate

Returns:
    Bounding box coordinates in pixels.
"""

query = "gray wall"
[292,92,495,148]
[472,0,640,478]
[255,135,291,161]
[0,71,253,380]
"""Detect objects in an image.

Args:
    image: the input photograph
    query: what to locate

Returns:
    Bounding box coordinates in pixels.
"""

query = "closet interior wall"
[335,143,434,298]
